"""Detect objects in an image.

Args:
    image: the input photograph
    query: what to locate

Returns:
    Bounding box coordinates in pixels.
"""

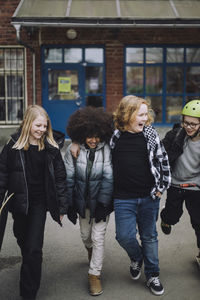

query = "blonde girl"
[0,105,68,300]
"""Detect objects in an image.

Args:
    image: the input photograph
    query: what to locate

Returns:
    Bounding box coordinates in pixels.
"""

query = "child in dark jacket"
[64,106,113,296]
[0,105,68,300]
[160,100,200,267]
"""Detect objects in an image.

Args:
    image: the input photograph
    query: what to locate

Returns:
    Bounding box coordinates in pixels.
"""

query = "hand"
[60,215,64,222]
[70,143,80,158]
[155,191,162,198]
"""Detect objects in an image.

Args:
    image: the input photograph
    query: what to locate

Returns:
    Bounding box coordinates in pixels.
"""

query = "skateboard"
[0,193,14,251]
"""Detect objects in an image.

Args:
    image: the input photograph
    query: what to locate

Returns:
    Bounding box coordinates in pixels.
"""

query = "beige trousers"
[79,209,109,276]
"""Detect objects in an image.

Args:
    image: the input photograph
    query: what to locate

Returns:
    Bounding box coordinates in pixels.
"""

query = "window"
[43,46,105,107]
[0,47,25,124]
[85,48,104,107]
[125,46,200,124]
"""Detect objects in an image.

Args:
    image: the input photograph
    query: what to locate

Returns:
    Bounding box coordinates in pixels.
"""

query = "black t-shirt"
[25,144,46,202]
[112,131,155,198]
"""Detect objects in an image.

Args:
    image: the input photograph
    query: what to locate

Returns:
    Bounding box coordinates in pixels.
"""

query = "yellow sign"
[58,77,71,93]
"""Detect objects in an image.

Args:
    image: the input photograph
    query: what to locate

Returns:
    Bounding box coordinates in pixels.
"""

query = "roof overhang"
[12,0,200,28]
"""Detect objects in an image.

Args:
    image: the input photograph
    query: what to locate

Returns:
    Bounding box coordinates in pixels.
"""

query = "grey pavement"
[1,195,200,300]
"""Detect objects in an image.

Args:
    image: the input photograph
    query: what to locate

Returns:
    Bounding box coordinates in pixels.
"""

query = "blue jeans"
[114,196,160,279]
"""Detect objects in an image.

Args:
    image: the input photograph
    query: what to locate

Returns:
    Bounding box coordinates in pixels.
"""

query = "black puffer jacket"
[0,130,68,225]
[162,123,187,170]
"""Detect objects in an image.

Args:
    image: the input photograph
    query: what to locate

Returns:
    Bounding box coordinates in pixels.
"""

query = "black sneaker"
[161,221,171,235]
[146,274,164,295]
[130,260,143,280]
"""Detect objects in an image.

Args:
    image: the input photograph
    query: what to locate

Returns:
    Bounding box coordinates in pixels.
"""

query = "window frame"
[124,45,200,126]
[41,45,106,108]
[0,46,26,126]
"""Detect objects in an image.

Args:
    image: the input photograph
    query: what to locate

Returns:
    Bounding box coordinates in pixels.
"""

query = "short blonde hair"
[113,95,154,131]
[13,105,58,150]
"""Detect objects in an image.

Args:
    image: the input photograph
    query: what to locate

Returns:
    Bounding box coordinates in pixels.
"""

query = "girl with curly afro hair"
[64,106,113,296]
[66,106,113,144]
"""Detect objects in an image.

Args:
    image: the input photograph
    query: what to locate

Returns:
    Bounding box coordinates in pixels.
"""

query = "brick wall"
[0,0,34,107]
[1,1,200,113]
[0,0,20,44]
[20,26,200,112]
[35,26,200,112]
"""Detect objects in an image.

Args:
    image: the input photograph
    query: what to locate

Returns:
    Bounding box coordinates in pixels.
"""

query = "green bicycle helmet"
[182,100,200,118]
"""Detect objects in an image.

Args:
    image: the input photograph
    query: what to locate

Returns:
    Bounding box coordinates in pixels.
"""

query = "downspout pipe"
[14,24,36,105]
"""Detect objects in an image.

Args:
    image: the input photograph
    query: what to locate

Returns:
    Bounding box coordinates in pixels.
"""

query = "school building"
[1,0,200,142]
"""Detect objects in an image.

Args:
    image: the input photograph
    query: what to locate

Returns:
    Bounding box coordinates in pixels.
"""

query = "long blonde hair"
[13,105,58,150]
[113,95,154,131]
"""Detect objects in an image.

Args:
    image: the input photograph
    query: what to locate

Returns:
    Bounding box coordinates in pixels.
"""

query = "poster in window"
[58,77,71,93]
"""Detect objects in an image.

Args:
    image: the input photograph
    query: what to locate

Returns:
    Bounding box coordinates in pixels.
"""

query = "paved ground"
[1,136,200,300]
[0,194,200,300]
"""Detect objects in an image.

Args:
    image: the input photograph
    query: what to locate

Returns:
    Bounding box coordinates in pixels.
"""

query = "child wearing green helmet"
[160,100,200,267]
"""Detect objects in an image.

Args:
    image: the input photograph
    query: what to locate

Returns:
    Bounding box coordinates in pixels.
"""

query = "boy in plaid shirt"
[111,95,170,296]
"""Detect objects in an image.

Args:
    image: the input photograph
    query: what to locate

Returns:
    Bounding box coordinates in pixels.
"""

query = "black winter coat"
[162,123,187,170]
[0,130,68,225]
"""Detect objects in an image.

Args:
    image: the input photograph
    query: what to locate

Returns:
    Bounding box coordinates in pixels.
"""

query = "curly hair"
[66,106,113,144]
[113,95,154,131]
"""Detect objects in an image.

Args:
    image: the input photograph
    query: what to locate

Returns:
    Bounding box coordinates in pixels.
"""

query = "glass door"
[42,46,105,135]
[42,64,84,134]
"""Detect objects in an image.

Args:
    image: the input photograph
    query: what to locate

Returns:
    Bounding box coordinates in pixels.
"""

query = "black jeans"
[12,203,47,299]
[161,186,200,248]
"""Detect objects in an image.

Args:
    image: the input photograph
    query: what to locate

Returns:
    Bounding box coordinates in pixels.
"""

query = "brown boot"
[86,247,93,262]
[88,274,103,296]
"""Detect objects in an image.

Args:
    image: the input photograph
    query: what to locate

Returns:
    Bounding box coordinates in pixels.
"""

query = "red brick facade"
[1,0,200,113]
[0,1,20,43]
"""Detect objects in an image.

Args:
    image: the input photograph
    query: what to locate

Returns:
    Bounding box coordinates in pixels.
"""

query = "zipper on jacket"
[85,149,94,221]
[19,150,29,215]
[85,149,90,217]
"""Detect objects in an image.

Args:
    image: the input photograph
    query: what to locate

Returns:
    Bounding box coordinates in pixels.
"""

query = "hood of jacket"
[52,130,65,149]
[172,123,187,147]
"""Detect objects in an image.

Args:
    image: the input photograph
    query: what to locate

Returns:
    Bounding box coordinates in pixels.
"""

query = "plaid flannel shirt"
[110,125,171,200]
